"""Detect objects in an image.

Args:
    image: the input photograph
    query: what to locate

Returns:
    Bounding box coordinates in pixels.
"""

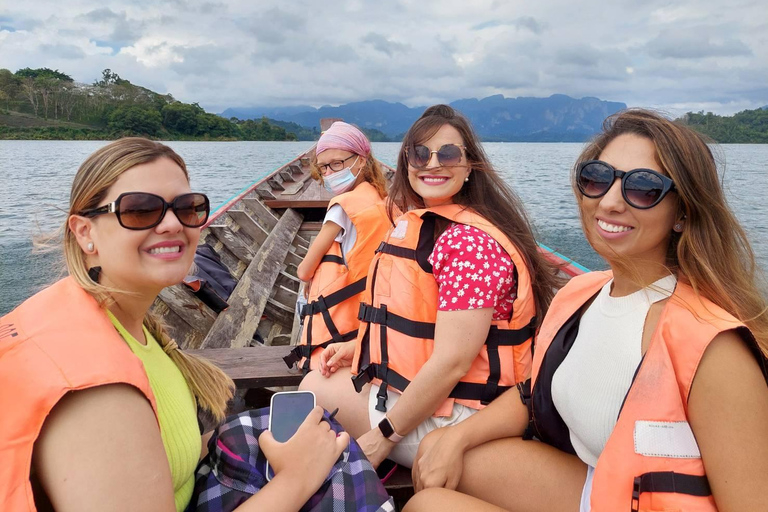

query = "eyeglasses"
[79,192,210,230]
[577,160,676,209]
[406,144,465,169]
[316,154,357,174]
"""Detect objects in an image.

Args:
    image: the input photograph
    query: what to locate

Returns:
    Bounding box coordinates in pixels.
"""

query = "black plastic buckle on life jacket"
[375,381,389,412]
[352,364,375,393]
[283,347,302,369]
[631,476,641,512]
[375,241,386,254]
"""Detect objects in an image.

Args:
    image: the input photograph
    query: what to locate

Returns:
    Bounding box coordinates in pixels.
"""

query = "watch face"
[378,417,395,438]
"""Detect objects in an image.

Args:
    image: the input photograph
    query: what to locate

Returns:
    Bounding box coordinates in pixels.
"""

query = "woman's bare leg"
[414,434,586,512]
[404,488,508,512]
[299,369,372,438]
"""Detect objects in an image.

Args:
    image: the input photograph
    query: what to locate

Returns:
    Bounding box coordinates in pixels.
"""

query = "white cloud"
[0,0,765,114]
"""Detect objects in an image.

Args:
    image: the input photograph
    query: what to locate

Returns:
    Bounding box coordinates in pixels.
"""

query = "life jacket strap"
[358,303,535,346]
[375,241,418,260]
[352,363,513,404]
[301,278,367,318]
[358,303,436,339]
[320,254,345,265]
[283,331,359,370]
[631,472,711,512]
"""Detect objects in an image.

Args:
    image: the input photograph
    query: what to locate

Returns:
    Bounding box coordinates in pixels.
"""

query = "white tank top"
[551,275,677,467]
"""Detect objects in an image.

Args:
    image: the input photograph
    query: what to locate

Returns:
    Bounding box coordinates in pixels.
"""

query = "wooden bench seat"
[186,346,302,388]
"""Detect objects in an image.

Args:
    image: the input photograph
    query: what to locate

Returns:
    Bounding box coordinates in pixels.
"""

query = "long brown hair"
[390,104,561,325]
[64,137,234,422]
[573,109,768,353]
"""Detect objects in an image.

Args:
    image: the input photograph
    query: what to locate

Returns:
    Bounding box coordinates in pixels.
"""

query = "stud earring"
[87,242,94,252]
[464,176,470,182]
[674,223,683,232]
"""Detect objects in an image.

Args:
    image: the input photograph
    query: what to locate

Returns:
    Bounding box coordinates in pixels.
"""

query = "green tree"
[162,102,203,134]
[108,106,163,136]
[15,67,73,81]
[0,69,20,110]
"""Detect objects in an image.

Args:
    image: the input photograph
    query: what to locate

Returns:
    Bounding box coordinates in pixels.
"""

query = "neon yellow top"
[108,312,200,511]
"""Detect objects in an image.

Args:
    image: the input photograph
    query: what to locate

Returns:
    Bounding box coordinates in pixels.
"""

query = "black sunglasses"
[577,160,676,209]
[406,143,465,169]
[79,192,210,230]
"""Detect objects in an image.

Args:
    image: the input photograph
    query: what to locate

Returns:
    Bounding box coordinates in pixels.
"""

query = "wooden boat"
[149,121,588,500]
[151,120,588,388]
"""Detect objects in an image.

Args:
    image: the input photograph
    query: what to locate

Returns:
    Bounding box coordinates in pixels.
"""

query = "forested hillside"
[682,108,768,143]
[0,68,296,141]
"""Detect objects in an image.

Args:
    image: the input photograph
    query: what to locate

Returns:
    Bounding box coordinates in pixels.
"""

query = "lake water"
[1,140,766,315]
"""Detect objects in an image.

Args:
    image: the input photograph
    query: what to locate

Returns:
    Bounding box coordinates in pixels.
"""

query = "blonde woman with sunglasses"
[301,105,559,471]
[0,138,349,512]
[405,110,768,512]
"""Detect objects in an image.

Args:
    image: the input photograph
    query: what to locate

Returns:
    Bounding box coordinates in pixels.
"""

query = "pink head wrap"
[316,121,371,157]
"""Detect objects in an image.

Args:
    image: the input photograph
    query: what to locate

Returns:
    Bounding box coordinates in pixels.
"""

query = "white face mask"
[323,156,359,194]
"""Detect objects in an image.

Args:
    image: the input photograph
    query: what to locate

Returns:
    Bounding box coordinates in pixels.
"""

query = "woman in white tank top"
[404,110,768,512]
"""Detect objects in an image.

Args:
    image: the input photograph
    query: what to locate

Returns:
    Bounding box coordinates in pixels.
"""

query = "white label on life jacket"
[634,420,701,458]
[390,220,408,239]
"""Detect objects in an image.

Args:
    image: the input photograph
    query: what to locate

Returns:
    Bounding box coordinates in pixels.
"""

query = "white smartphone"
[265,390,316,480]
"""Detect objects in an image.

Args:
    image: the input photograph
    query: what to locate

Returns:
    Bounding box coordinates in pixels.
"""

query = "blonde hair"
[574,109,768,353]
[64,137,234,421]
[311,149,388,199]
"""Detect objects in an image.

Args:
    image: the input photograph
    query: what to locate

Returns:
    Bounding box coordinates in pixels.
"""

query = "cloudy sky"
[1,0,766,115]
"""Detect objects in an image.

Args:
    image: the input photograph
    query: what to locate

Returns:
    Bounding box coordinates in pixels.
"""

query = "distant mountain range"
[222,94,627,142]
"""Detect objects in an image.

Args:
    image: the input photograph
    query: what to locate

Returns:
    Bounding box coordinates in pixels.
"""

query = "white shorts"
[580,465,594,512]
[368,383,477,468]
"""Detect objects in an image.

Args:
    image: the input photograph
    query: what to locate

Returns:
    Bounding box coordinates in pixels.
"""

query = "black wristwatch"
[377,416,404,442]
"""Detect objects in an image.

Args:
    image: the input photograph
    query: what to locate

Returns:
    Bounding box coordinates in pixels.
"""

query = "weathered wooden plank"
[158,284,216,337]
[208,225,255,264]
[201,208,303,349]
[151,298,206,349]
[276,271,300,292]
[280,181,306,196]
[242,197,279,231]
[186,346,302,388]
[279,171,296,182]
[271,284,297,307]
[265,199,329,209]
[256,188,276,200]
[227,209,268,247]
[265,298,295,327]
[202,232,247,279]
[267,178,285,191]
[284,249,302,268]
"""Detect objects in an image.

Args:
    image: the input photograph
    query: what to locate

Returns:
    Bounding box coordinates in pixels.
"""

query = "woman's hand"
[412,426,467,492]
[319,340,356,377]
[259,406,349,493]
[356,426,396,469]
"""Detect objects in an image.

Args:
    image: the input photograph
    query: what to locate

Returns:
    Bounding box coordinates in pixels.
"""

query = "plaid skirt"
[190,407,395,512]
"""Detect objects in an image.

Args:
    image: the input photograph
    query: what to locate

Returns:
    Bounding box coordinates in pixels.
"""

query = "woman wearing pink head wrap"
[290,122,392,374]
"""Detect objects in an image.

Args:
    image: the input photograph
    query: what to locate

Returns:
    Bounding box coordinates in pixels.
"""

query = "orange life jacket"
[351,205,536,416]
[0,277,158,512]
[528,271,768,512]
[285,181,391,371]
